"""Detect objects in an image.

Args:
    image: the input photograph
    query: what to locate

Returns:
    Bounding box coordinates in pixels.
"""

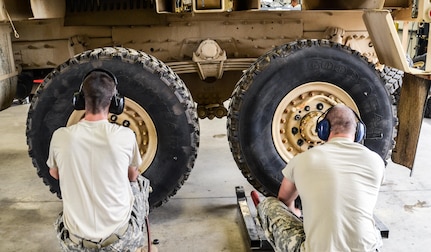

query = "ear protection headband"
[72,68,124,115]
[315,106,366,142]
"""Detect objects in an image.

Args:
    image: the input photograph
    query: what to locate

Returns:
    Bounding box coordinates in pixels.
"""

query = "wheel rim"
[413,61,425,69]
[272,82,359,163]
[67,97,157,173]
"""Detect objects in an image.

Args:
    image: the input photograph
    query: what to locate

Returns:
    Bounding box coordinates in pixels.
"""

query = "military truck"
[0,0,429,208]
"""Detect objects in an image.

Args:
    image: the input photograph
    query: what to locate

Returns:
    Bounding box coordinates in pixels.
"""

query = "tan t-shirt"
[47,120,142,240]
[283,137,384,252]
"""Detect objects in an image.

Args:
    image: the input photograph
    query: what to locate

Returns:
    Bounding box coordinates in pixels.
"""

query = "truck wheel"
[16,72,33,100]
[412,54,431,118]
[379,66,403,105]
[0,77,17,110]
[26,47,199,208]
[425,97,431,118]
[0,24,17,111]
[228,40,395,196]
[413,53,426,70]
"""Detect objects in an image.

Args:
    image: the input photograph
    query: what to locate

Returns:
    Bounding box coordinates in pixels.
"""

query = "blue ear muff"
[354,120,366,142]
[316,118,331,141]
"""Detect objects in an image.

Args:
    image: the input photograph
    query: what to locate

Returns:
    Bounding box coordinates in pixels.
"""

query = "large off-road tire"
[379,66,403,125]
[0,24,17,111]
[16,72,33,100]
[227,40,396,196]
[26,47,199,208]
[413,53,426,70]
[425,96,431,118]
[411,54,431,118]
[0,78,16,111]
[380,66,403,104]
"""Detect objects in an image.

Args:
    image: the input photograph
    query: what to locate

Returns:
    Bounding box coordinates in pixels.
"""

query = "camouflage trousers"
[257,197,306,252]
[54,175,150,252]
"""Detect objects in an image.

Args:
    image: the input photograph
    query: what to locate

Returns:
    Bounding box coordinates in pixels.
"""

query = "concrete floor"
[0,102,430,251]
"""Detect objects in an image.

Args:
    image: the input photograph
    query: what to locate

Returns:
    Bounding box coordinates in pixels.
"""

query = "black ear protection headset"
[315,106,366,142]
[72,68,124,115]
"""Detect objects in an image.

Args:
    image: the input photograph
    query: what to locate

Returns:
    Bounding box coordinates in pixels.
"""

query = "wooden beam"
[392,73,431,171]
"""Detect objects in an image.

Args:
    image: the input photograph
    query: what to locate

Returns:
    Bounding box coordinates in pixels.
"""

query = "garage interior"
[1,101,430,252]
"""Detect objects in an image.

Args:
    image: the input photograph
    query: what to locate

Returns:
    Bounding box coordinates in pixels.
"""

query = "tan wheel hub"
[67,98,157,173]
[272,82,359,163]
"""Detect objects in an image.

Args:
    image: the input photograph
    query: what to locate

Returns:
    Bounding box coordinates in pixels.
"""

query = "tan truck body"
[1,0,430,206]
